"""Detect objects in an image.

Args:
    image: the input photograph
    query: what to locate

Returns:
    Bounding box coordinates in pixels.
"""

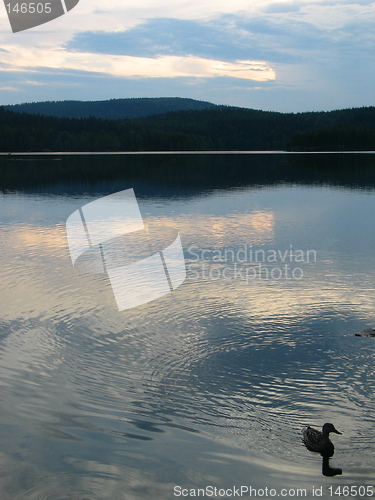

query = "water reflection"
[0,154,375,498]
[322,456,342,477]
[1,152,375,195]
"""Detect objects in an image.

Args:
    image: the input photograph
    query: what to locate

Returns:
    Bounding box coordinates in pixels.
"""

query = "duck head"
[322,423,342,436]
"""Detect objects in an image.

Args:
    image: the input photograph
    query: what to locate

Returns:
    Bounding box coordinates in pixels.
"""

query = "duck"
[302,423,342,457]
[355,328,375,337]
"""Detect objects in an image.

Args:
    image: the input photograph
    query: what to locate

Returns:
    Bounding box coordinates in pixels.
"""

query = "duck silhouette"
[302,423,342,458]
[322,456,342,476]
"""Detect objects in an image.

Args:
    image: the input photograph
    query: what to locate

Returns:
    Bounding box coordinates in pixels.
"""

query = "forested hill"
[138,106,375,150]
[4,97,217,120]
[0,103,374,152]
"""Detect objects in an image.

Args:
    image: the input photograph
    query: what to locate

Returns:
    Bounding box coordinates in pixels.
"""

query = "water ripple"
[1,183,375,497]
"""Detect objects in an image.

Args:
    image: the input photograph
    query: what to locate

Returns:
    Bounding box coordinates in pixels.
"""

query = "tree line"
[0,104,374,152]
[5,97,216,120]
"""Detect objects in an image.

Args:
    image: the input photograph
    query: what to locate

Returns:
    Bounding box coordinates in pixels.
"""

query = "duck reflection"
[322,456,342,476]
[302,423,342,476]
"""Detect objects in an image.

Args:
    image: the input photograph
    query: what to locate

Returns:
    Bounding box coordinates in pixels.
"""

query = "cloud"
[0,45,275,81]
[64,17,300,64]
[24,80,46,85]
[290,1,375,31]
[0,0,374,111]
[66,19,236,59]
[64,2,375,68]
[0,86,21,91]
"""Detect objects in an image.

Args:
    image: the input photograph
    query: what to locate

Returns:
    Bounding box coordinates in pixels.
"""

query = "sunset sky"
[0,0,374,111]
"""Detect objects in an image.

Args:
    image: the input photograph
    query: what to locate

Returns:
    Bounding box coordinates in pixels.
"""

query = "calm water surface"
[0,153,374,499]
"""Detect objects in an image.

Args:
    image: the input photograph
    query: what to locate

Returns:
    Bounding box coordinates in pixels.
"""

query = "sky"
[0,0,374,112]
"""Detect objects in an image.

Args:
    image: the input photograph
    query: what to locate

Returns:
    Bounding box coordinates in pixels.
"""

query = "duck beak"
[334,428,342,435]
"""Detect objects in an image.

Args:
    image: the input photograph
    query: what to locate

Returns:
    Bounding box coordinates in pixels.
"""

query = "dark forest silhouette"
[1,99,374,151]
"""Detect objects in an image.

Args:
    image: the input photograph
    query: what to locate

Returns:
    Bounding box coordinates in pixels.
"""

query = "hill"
[4,97,217,120]
[0,102,374,152]
[137,106,375,150]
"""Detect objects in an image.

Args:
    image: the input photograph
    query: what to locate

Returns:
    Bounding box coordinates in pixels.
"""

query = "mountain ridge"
[4,97,218,120]
[0,99,374,151]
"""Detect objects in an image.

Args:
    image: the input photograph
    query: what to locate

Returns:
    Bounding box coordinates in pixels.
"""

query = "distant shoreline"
[1,150,375,156]
[2,104,374,153]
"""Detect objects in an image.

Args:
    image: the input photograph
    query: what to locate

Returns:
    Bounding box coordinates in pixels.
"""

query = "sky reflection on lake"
[0,153,374,499]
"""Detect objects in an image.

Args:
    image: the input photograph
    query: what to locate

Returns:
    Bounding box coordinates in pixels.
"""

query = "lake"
[0,152,374,499]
